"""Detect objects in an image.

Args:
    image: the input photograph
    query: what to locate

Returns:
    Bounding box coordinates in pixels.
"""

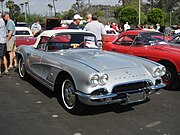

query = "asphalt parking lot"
[0,70,180,135]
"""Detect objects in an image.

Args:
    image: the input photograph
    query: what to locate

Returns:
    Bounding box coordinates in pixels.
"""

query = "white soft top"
[33,29,95,48]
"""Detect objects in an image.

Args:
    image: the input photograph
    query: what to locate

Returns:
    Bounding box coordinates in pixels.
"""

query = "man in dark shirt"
[68,14,82,29]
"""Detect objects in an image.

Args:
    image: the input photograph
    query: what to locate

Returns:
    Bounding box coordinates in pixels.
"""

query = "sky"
[2,0,120,15]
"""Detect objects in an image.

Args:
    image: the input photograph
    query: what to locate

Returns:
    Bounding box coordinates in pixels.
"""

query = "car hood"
[58,49,141,71]
[154,45,180,54]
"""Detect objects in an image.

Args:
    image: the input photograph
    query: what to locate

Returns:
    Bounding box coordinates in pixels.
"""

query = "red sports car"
[103,30,180,90]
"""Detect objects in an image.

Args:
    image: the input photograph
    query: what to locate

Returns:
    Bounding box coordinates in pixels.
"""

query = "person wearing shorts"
[0,12,8,76]
[4,13,17,70]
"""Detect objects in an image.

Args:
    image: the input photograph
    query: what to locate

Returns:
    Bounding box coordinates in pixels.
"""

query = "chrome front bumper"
[76,83,166,106]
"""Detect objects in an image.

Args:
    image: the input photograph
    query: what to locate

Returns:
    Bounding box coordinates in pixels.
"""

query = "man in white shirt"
[84,14,107,48]
[31,20,42,37]
[124,22,130,31]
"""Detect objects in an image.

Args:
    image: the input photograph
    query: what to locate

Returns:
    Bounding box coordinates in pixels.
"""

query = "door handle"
[27,53,31,56]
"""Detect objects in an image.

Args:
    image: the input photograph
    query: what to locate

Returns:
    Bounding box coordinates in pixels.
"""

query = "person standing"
[68,14,83,29]
[83,14,107,48]
[86,14,92,23]
[31,19,42,37]
[0,13,9,76]
[4,13,17,70]
[124,22,130,31]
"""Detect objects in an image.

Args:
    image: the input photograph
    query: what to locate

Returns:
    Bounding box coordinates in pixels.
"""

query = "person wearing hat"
[68,14,82,29]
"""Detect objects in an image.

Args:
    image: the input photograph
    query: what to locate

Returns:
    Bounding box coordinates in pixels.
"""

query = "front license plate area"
[128,92,146,104]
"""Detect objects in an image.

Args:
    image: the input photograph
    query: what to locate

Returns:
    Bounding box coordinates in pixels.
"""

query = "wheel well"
[15,53,22,62]
[158,59,177,71]
[54,71,75,91]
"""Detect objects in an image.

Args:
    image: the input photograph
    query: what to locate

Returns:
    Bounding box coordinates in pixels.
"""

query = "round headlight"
[90,75,99,86]
[154,68,161,77]
[99,74,108,85]
[160,67,166,76]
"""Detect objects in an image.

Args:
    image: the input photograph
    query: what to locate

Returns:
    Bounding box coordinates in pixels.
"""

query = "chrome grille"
[112,81,151,93]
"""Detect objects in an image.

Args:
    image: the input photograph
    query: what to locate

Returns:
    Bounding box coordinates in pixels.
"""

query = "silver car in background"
[16,29,166,114]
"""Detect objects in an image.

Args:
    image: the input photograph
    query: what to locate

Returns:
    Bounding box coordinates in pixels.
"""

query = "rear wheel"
[18,57,29,80]
[56,75,85,114]
[162,63,180,90]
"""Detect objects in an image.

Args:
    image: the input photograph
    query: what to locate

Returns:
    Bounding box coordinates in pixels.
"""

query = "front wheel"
[162,63,180,90]
[56,76,85,114]
[18,57,29,80]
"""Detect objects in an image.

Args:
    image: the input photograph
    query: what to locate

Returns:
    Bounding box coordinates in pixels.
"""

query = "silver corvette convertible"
[16,29,166,114]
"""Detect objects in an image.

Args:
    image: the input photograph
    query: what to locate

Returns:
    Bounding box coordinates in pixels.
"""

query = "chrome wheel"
[162,70,171,83]
[161,63,179,90]
[62,79,76,109]
[18,58,26,78]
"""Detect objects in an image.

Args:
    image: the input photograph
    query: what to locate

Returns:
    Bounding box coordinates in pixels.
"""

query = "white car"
[105,28,118,35]
[104,28,119,42]
[15,27,33,37]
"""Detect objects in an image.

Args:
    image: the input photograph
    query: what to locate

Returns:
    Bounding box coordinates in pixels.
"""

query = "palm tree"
[52,0,57,16]
[5,0,14,14]
[20,3,24,13]
[0,0,4,14]
[48,4,53,17]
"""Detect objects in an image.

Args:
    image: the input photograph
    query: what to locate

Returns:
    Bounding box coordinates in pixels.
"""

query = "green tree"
[58,9,74,20]
[16,14,25,22]
[5,0,14,14]
[11,4,20,18]
[147,0,180,12]
[116,6,138,25]
[147,8,165,25]
[114,6,123,20]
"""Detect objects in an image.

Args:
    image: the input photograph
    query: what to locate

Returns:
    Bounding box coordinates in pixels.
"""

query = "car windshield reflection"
[135,33,167,46]
[37,33,98,51]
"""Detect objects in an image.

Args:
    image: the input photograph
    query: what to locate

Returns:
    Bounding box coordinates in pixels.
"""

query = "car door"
[27,36,48,77]
[40,33,71,85]
[112,35,135,55]
[130,35,150,58]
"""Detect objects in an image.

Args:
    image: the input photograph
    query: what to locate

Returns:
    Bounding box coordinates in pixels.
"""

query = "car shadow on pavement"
[26,76,55,99]
[78,98,150,116]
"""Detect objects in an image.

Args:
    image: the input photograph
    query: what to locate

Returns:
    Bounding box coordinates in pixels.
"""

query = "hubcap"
[62,79,76,109]
[19,59,25,77]
[162,70,172,83]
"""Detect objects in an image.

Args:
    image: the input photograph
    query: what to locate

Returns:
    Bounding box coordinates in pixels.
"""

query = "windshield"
[134,32,167,46]
[37,32,98,51]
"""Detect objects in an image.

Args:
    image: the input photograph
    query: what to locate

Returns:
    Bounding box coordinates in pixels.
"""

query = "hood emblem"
[125,69,132,75]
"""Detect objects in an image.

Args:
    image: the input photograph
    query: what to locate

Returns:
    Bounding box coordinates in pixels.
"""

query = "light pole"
[27,0,30,15]
[24,2,28,22]
[138,0,141,25]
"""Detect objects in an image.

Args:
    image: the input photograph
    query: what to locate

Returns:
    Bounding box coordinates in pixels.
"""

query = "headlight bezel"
[160,66,166,76]
[99,74,109,86]
[90,73,109,87]
[153,68,161,77]
[90,74,99,87]
[153,66,166,78]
